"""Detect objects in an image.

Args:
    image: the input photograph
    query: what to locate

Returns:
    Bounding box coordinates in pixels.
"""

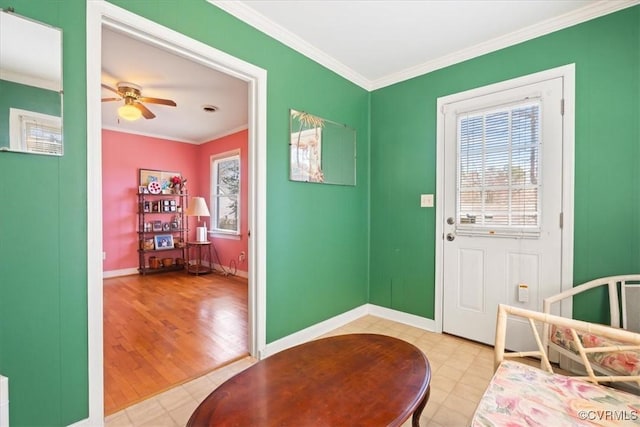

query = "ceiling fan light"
[118,104,142,121]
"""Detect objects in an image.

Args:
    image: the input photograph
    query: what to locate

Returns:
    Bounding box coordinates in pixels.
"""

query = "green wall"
[0,0,369,425]
[0,80,61,148]
[0,1,87,426]
[369,6,640,322]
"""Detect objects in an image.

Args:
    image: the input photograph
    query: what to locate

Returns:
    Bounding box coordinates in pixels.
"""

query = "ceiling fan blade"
[101,97,120,102]
[101,83,121,95]
[134,102,156,119]
[139,97,177,107]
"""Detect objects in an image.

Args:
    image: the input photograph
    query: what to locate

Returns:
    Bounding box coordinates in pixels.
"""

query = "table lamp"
[186,196,210,242]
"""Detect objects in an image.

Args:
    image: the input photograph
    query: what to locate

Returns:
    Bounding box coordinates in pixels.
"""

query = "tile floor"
[105,315,496,427]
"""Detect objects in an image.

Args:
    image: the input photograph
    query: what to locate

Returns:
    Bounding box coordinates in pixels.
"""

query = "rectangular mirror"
[0,9,63,156]
[290,109,356,186]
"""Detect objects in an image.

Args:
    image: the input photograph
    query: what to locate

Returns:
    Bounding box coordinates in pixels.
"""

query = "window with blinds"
[9,108,62,156]
[23,117,63,155]
[457,101,541,236]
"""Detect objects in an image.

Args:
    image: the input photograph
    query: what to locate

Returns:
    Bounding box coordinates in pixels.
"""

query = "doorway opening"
[87,2,267,424]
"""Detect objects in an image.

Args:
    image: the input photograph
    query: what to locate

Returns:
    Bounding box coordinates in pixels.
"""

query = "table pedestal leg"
[412,385,430,427]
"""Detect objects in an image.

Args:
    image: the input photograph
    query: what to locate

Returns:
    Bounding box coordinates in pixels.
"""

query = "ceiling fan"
[101,82,176,121]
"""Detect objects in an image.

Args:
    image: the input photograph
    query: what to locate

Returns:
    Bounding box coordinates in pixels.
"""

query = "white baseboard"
[103,268,138,279]
[211,263,248,279]
[261,304,436,358]
[0,375,8,427]
[261,305,370,358]
[103,266,248,279]
[367,304,438,332]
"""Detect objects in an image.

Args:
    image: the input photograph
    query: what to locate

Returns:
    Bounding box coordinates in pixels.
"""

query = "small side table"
[186,241,212,275]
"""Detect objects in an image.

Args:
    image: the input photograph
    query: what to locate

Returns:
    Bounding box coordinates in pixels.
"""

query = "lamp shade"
[186,197,210,218]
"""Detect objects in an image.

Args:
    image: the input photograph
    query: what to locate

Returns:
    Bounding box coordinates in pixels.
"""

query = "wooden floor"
[103,271,248,415]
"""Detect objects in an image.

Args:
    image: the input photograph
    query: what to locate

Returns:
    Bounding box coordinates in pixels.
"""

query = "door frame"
[434,64,575,334]
[86,2,267,424]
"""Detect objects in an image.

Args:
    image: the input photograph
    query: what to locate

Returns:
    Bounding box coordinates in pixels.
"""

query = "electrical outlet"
[239,251,246,262]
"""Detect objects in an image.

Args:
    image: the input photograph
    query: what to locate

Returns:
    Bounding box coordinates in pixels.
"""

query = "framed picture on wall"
[139,169,181,195]
[154,234,174,250]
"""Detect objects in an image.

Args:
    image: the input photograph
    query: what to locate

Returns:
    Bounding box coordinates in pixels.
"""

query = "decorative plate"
[148,181,162,194]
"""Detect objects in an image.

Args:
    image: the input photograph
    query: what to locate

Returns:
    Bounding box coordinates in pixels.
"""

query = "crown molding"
[209,0,372,90]
[371,0,639,90]
[210,0,638,92]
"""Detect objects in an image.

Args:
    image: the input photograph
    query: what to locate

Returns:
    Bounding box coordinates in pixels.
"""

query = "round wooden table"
[188,333,431,427]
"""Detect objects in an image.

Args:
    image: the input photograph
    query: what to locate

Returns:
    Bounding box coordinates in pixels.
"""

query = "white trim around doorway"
[434,64,575,335]
[86,2,267,425]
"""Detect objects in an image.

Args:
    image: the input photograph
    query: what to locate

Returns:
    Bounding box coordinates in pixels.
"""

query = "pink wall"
[198,129,249,274]
[102,130,198,272]
[102,129,248,275]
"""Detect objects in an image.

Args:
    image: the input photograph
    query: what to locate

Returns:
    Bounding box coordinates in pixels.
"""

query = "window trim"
[210,149,241,236]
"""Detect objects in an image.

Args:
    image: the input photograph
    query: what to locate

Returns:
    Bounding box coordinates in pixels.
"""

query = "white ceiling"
[216,0,635,89]
[101,0,636,143]
[101,27,248,144]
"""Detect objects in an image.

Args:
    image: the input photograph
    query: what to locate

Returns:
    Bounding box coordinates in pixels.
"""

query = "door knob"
[446,233,455,241]
[446,217,455,225]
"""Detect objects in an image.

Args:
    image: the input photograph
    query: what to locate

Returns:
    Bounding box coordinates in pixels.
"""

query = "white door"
[442,77,564,349]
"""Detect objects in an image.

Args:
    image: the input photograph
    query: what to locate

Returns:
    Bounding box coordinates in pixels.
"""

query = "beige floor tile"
[440,393,479,419]
[458,371,494,393]
[168,398,201,426]
[451,381,487,403]
[104,411,133,427]
[182,374,216,401]
[155,385,195,412]
[435,364,465,382]
[427,387,449,405]
[431,375,458,394]
[137,413,177,427]
[431,404,472,427]
[125,398,166,426]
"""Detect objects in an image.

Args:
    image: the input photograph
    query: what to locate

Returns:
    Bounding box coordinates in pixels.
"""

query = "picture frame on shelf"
[152,220,163,232]
[144,222,152,232]
[141,238,154,250]
[139,168,181,195]
[162,222,171,231]
[138,185,148,194]
[143,201,151,213]
[170,221,179,230]
[154,234,174,250]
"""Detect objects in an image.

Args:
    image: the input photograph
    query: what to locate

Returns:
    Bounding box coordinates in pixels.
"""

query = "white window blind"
[457,101,541,236]
[23,118,62,155]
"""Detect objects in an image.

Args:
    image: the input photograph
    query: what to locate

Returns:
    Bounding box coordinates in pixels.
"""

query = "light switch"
[420,194,434,208]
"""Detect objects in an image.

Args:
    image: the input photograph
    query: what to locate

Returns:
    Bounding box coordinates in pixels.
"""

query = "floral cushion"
[550,325,640,377]
[472,360,640,426]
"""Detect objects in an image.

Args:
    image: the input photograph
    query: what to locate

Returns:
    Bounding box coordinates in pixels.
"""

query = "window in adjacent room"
[211,150,240,235]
